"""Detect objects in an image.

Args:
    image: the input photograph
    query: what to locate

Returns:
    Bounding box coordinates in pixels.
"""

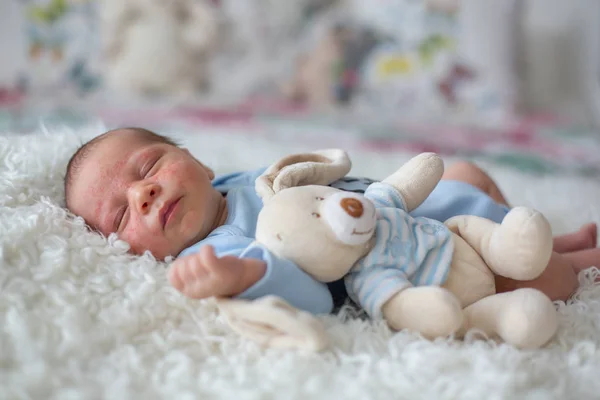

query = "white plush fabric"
[2,125,600,399]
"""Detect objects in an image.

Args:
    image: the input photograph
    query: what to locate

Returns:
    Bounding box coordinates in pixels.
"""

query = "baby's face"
[68,131,223,259]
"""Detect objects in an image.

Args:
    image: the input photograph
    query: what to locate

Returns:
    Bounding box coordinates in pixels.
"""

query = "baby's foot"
[554,223,598,253]
[578,223,597,249]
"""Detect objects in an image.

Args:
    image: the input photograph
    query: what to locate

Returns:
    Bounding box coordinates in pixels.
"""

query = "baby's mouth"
[161,197,182,229]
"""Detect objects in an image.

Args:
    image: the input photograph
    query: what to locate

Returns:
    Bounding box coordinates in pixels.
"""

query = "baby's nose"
[341,197,364,218]
[132,183,160,214]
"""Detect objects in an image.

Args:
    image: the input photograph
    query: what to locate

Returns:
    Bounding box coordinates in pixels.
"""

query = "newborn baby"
[65,127,598,313]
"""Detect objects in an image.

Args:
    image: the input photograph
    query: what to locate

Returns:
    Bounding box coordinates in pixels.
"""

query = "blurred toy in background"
[281,0,509,125]
[206,0,341,102]
[517,0,600,129]
[17,0,101,97]
[282,13,458,111]
[437,63,474,104]
[358,30,459,112]
[26,0,69,62]
[100,0,220,97]
[425,0,460,13]
[283,23,386,108]
[0,86,26,108]
[331,26,383,104]
[64,58,100,95]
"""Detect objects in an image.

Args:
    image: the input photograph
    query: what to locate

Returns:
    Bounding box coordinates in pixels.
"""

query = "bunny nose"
[341,197,364,218]
[323,191,376,246]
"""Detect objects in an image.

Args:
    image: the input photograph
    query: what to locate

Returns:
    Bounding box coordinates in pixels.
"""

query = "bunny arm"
[382,153,444,212]
[445,207,553,280]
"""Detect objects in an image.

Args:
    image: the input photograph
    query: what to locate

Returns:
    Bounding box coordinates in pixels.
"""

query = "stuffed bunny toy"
[217,151,558,351]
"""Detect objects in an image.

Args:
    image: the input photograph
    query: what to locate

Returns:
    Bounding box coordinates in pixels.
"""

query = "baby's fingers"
[168,255,208,290]
[167,261,185,290]
[199,245,220,269]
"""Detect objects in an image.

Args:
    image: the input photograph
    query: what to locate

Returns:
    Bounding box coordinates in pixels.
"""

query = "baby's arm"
[169,236,334,314]
[169,245,266,299]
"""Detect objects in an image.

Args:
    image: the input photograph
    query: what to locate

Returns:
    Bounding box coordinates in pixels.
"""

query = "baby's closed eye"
[115,205,129,231]
[140,155,162,178]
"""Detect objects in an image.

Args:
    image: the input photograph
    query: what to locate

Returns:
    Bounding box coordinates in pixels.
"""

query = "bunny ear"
[255,149,351,202]
[215,296,329,352]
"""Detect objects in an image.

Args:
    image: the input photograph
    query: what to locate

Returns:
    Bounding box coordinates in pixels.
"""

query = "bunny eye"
[312,212,321,218]
[316,197,325,201]
[276,233,283,241]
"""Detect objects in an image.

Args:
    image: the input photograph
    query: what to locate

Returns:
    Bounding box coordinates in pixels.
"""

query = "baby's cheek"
[179,209,200,236]
[155,161,189,186]
[92,176,128,222]
[123,215,167,256]
[176,160,208,185]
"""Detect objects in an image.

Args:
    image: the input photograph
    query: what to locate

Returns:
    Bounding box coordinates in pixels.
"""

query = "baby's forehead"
[93,135,153,171]
[70,133,150,193]
[91,130,155,158]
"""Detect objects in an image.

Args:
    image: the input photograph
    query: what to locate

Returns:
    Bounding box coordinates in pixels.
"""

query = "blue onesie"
[179,168,510,315]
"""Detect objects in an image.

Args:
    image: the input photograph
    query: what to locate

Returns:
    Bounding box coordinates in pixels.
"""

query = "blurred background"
[1,0,600,175]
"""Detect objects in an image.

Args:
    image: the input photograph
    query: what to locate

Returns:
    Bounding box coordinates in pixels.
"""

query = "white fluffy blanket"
[3,126,600,400]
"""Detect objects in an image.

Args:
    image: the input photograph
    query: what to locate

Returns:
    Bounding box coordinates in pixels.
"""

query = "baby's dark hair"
[64,127,178,209]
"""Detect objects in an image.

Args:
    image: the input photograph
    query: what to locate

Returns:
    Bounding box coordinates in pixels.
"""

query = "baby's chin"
[175,212,209,250]
[132,213,207,260]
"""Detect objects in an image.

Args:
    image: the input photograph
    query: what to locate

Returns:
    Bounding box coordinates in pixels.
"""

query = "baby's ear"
[205,165,215,180]
[183,148,215,179]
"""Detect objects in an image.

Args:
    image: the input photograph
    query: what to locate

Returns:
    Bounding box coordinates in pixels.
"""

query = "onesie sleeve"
[212,168,267,192]
[410,180,510,223]
[237,243,334,314]
[364,182,408,211]
[178,235,334,315]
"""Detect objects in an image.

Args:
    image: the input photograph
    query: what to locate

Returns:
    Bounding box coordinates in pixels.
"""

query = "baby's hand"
[168,245,266,299]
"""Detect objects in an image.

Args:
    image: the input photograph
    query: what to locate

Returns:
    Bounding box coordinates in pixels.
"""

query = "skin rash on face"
[68,130,228,259]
